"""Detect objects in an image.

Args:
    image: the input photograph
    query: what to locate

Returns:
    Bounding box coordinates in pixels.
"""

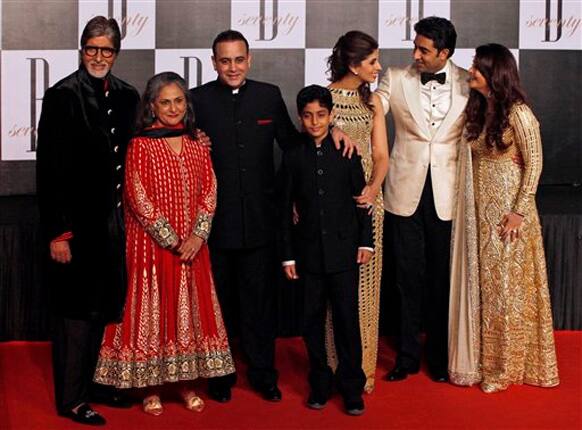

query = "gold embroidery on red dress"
[95,136,234,389]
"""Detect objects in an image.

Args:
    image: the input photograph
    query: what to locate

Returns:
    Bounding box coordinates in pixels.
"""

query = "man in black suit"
[189,30,296,402]
[36,17,139,425]
[278,85,373,416]
[190,30,354,403]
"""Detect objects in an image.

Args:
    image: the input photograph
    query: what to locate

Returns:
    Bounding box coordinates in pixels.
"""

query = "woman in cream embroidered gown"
[448,44,559,392]
[327,31,389,393]
[94,73,235,414]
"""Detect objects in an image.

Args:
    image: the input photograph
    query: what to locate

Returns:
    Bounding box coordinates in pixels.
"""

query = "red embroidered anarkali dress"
[94,132,235,388]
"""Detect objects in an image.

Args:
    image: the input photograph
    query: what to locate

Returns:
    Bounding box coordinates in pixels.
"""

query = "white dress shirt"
[420,60,452,133]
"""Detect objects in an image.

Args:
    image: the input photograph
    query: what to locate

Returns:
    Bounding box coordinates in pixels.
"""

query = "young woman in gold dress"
[326,31,389,393]
[448,44,559,392]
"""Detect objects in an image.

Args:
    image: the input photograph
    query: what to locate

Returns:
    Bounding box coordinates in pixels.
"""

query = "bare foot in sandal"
[181,390,205,412]
[143,395,163,416]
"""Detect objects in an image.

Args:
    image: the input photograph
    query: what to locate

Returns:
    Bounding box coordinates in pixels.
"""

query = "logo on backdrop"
[453,49,520,72]
[258,0,279,41]
[78,0,155,49]
[106,0,146,40]
[378,0,451,49]
[231,0,305,49]
[1,51,78,161]
[402,0,424,42]
[155,50,215,89]
[520,0,581,49]
[181,57,204,89]
[26,58,49,153]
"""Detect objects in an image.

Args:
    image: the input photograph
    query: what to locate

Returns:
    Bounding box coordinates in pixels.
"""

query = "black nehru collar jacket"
[190,78,299,250]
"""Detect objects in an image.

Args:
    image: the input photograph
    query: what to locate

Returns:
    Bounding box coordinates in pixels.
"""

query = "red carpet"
[0,333,580,430]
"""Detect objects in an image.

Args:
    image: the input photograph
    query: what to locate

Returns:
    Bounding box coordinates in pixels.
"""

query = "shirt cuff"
[282,260,296,267]
[359,247,374,253]
[52,231,73,243]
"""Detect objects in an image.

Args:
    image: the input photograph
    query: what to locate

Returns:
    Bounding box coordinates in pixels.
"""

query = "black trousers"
[209,243,278,388]
[387,172,452,373]
[52,315,107,414]
[303,269,365,402]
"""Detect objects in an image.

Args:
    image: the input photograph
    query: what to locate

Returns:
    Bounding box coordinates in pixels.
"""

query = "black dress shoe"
[344,398,365,416]
[208,385,231,403]
[62,404,106,426]
[306,394,327,410]
[91,391,132,408]
[385,365,420,382]
[429,370,449,383]
[258,384,282,402]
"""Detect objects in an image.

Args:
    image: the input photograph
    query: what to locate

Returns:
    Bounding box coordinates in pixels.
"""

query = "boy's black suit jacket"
[278,133,373,274]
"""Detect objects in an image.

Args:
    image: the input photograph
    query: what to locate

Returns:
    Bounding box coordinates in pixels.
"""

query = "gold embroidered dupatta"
[448,134,482,386]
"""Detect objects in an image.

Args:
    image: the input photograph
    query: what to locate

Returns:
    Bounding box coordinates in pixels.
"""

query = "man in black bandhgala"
[36,16,139,426]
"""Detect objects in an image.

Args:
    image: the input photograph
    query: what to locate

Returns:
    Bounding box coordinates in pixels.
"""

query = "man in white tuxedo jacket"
[376,17,469,383]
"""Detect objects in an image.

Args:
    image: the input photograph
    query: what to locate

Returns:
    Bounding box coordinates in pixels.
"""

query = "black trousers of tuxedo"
[209,243,278,389]
[52,315,112,414]
[303,269,365,402]
[387,171,452,373]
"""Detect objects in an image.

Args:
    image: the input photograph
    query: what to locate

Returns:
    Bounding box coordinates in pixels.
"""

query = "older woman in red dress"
[94,72,235,415]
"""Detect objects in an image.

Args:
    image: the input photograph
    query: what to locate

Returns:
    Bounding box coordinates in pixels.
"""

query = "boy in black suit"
[278,85,373,416]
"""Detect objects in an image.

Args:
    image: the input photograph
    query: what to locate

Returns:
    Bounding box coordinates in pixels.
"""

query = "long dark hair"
[135,72,197,138]
[327,31,378,111]
[464,44,528,149]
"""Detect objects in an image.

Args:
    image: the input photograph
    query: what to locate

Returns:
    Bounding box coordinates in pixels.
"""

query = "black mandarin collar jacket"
[277,133,373,274]
[190,78,299,249]
[36,65,140,321]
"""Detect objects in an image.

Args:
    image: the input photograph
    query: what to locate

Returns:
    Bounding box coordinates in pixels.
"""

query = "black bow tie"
[421,72,446,85]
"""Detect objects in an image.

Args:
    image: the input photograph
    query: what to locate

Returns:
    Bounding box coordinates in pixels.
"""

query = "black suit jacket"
[36,66,140,322]
[190,79,298,249]
[278,134,373,274]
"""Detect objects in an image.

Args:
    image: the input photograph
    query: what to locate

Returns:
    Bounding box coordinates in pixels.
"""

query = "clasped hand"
[173,235,204,262]
[50,240,72,264]
[498,212,524,243]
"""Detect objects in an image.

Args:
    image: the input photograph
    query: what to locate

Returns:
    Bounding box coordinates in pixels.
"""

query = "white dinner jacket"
[376,61,470,221]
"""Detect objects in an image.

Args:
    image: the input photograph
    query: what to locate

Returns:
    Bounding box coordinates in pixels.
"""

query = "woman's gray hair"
[80,16,121,52]
[135,72,197,137]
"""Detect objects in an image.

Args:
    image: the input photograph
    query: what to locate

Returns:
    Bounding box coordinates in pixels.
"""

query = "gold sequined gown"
[448,104,559,392]
[327,88,384,393]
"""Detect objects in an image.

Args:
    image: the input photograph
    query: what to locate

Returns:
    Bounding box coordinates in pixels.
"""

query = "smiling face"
[350,49,382,84]
[468,63,490,96]
[212,40,251,89]
[412,34,448,73]
[81,35,117,79]
[151,83,187,128]
[300,100,332,143]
